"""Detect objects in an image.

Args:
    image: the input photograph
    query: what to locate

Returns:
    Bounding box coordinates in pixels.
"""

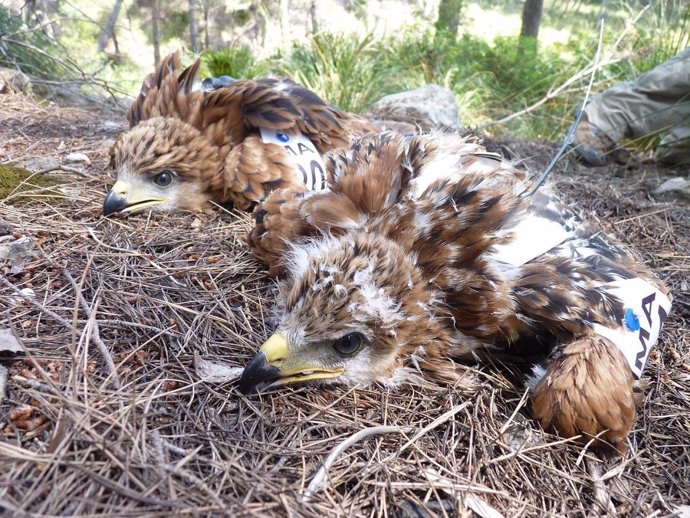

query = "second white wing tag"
[260,127,328,191]
[593,277,672,378]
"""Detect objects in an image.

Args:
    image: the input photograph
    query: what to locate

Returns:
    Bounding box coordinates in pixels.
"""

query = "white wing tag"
[259,128,327,191]
[593,278,672,378]
[491,216,574,266]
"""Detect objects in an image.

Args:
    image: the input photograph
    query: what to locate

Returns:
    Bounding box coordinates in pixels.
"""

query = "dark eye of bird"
[333,332,365,356]
[153,170,173,187]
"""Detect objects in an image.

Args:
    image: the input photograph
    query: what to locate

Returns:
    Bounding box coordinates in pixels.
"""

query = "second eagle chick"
[104,52,379,216]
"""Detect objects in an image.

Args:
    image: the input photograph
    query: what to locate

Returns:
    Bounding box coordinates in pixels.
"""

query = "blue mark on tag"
[276,131,289,143]
[625,308,640,331]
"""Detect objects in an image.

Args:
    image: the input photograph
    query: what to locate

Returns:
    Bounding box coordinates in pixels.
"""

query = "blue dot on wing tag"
[625,308,640,331]
[277,131,289,143]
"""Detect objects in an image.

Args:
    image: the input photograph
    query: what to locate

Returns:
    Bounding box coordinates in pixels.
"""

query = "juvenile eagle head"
[104,118,221,215]
[239,232,454,393]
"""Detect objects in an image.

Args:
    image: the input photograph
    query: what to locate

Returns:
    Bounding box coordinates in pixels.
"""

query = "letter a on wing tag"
[260,127,328,191]
[593,278,672,378]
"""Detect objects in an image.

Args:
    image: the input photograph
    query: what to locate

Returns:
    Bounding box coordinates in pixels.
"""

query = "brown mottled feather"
[532,336,636,454]
[247,186,311,276]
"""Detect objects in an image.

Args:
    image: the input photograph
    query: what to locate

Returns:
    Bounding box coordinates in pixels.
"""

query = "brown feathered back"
[128,52,376,152]
[106,51,381,215]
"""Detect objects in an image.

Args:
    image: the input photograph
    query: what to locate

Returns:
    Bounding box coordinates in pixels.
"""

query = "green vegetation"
[2,1,688,141]
[278,32,417,113]
[203,45,270,80]
[200,1,688,140]
[0,5,63,79]
[0,164,59,204]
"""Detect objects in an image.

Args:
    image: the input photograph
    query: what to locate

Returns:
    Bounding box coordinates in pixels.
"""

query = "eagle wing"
[128,52,376,150]
[247,133,522,275]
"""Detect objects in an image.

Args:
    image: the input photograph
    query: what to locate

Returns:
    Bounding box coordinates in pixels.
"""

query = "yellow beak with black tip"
[103,179,166,216]
[239,333,345,394]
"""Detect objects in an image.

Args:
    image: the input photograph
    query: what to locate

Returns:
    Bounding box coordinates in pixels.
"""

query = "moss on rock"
[0,163,59,203]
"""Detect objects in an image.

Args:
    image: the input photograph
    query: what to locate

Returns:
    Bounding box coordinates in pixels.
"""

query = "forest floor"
[0,90,688,517]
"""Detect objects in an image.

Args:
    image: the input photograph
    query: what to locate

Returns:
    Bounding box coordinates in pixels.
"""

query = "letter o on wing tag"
[259,127,328,191]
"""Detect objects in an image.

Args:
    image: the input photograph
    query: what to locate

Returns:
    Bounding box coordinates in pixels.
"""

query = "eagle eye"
[153,170,174,187]
[333,332,365,356]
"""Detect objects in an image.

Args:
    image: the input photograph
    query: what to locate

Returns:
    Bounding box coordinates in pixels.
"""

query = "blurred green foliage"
[231,9,252,27]
[0,5,62,79]
[203,45,270,79]
[276,32,416,113]
[2,0,688,142]
[200,1,688,140]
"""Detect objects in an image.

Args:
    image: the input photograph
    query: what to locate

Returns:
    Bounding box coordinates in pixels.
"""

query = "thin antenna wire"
[520,21,606,199]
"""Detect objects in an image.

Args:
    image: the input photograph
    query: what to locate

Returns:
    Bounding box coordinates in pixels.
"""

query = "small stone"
[0,328,25,354]
[64,152,90,164]
[9,288,35,305]
[102,120,123,133]
[653,176,690,193]
[59,186,82,198]
[194,352,243,383]
[0,236,36,261]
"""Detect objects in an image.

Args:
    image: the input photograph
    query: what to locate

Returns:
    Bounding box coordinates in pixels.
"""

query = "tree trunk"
[280,0,289,52]
[98,0,124,53]
[189,0,199,53]
[434,0,462,41]
[250,1,267,47]
[152,0,161,65]
[310,0,318,34]
[203,1,210,50]
[520,0,544,39]
[518,0,544,55]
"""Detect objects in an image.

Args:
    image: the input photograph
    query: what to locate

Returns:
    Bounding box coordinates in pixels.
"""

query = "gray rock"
[64,152,90,164]
[0,67,30,94]
[102,120,124,133]
[652,176,690,202]
[18,156,61,174]
[30,81,130,111]
[0,236,34,262]
[364,84,462,132]
[0,236,36,275]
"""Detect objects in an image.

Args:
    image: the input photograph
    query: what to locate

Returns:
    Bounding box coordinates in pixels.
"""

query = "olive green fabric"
[584,47,690,165]
[655,126,690,165]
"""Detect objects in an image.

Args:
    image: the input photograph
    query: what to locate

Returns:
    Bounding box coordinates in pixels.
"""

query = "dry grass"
[1,93,688,517]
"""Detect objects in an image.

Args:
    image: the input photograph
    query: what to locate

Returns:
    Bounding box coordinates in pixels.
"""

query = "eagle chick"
[103,52,379,215]
[241,132,672,454]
